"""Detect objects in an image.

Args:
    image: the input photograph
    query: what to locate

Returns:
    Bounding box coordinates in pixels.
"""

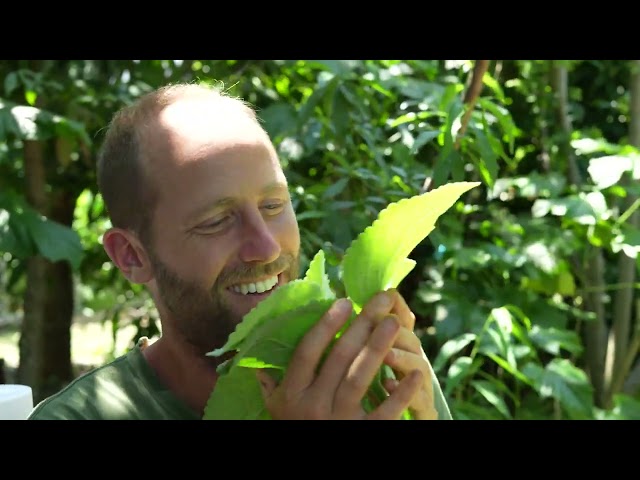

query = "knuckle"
[343,371,370,393]
[293,346,314,364]
[368,339,391,357]
[316,317,339,339]
[330,342,357,365]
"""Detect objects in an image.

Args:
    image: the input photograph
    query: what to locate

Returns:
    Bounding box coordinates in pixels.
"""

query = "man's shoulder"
[28,350,137,420]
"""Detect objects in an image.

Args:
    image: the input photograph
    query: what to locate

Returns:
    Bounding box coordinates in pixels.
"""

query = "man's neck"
[141,335,221,417]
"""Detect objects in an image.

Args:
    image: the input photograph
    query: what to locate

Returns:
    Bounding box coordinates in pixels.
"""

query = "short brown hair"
[97,82,258,244]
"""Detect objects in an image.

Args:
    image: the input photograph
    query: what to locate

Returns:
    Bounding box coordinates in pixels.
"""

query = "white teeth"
[231,275,278,295]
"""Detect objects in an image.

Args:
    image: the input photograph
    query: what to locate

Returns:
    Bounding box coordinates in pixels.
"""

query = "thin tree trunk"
[550,61,608,407]
[16,140,75,404]
[609,60,640,402]
[582,249,608,406]
[550,63,581,185]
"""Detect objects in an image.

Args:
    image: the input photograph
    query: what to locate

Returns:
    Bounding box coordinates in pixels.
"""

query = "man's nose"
[238,211,281,265]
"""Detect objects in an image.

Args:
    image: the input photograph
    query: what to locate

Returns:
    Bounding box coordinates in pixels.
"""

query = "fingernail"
[382,315,399,334]
[333,298,352,315]
[373,292,392,310]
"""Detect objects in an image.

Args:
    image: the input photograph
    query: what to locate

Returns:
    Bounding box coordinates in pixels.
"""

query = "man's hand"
[372,289,438,420]
[256,295,423,420]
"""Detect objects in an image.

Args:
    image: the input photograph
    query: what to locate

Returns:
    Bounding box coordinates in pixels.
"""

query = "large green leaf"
[0,98,91,145]
[528,326,583,356]
[445,356,476,395]
[0,190,84,269]
[342,181,480,312]
[236,299,336,373]
[21,210,84,270]
[204,258,337,419]
[204,183,474,420]
[433,333,477,373]
[471,380,512,419]
[207,250,335,358]
[0,207,35,258]
[203,363,271,420]
[522,359,594,417]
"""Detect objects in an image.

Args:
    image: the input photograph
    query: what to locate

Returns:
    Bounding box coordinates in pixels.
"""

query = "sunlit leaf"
[342,181,480,311]
[587,155,640,190]
[204,182,473,420]
[572,137,626,156]
[532,193,608,225]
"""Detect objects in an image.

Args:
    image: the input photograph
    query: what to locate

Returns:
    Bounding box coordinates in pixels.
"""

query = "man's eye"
[262,202,284,211]
[201,216,229,229]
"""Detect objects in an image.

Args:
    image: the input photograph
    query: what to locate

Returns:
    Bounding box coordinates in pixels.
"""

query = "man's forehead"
[148,95,270,163]
[159,96,255,135]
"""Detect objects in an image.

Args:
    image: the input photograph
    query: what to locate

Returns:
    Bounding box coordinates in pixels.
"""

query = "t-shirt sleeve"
[28,396,98,420]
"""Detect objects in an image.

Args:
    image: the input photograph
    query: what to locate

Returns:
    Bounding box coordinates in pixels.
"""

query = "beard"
[149,250,300,355]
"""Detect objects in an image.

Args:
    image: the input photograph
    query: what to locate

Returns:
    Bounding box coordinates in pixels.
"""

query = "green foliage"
[0,189,84,269]
[3,59,640,420]
[342,182,479,312]
[203,183,478,419]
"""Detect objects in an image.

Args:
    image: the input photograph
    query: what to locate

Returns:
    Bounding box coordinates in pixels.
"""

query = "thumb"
[256,369,277,399]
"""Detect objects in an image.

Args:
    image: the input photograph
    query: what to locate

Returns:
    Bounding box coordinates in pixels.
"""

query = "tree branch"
[422,60,490,193]
[454,60,490,150]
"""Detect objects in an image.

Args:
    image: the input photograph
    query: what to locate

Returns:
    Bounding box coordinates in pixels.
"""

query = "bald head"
[97,83,264,244]
[149,94,272,168]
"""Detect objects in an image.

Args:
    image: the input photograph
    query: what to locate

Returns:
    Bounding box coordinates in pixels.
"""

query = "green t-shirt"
[28,340,453,420]
[28,341,200,420]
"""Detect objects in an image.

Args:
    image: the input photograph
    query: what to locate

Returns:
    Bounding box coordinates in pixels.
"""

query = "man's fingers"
[256,369,278,400]
[358,290,394,321]
[333,316,400,409]
[384,347,434,380]
[389,327,423,355]
[387,288,416,331]
[360,289,416,332]
[383,377,400,393]
[382,372,438,420]
[367,369,423,420]
[283,298,353,392]
[313,314,377,399]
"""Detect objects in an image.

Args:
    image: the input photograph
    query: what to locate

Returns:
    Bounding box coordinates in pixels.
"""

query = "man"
[28,82,452,420]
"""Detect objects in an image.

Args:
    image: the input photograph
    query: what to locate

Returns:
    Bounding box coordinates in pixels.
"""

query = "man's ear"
[102,227,154,284]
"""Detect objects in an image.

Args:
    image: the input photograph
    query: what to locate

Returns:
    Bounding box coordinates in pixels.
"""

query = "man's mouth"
[228,274,280,296]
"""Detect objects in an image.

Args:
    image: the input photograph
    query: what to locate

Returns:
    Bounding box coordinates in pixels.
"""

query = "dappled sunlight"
[2,59,640,420]
[0,319,156,374]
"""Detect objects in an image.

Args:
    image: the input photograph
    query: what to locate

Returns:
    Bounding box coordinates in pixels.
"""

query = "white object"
[0,384,34,420]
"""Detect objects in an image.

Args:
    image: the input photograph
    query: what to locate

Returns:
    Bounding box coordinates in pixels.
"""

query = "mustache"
[216,253,297,287]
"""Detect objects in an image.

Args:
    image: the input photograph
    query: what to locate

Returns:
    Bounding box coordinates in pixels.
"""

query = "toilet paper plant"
[203,181,480,420]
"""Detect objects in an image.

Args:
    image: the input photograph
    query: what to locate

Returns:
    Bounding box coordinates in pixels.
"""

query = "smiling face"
[141,93,300,353]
